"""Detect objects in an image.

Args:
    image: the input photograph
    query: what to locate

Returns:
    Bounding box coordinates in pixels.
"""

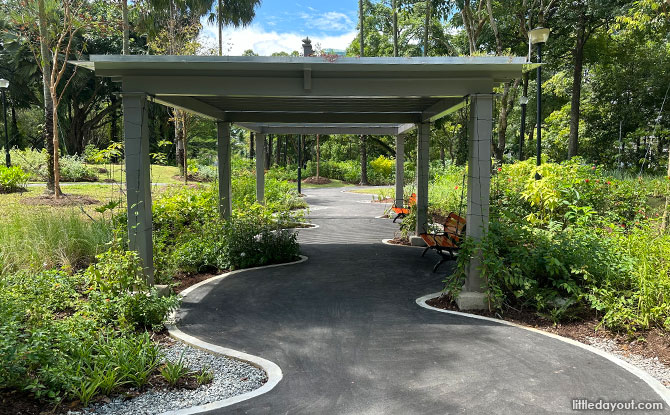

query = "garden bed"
[427,295,670,386]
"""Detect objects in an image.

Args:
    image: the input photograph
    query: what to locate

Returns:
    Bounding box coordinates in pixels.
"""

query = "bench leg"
[433,258,449,273]
[421,246,431,257]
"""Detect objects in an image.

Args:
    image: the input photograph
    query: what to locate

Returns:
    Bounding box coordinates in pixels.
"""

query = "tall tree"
[121,0,129,54]
[555,0,626,158]
[37,0,57,193]
[208,0,261,56]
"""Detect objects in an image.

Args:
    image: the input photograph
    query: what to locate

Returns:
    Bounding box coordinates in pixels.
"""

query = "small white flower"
[240,252,246,257]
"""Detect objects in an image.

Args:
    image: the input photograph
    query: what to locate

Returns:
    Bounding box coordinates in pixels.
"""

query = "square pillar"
[415,122,430,236]
[395,134,405,206]
[255,133,266,204]
[457,94,493,310]
[217,121,232,219]
[122,92,154,284]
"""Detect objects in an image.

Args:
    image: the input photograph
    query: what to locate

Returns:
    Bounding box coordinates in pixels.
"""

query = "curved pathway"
[176,187,668,414]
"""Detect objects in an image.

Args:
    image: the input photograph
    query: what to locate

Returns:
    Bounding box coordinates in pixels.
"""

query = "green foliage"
[443,159,670,333]
[195,368,214,385]
[0,263,167,404]
[0,165,30,192]
[149,159,305,280]
[9,149,98,182]
[84,249,180,331]
[160,349,191,387]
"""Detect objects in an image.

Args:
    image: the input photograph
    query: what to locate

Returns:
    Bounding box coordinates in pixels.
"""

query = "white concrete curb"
[163,256,308,414]
[381,238,424,248]
[416,292,670,407]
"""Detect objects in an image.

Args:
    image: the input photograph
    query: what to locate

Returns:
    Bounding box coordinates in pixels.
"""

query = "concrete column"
[122,92,153,284]
[415,122,430,236]
[217,121,232,219]
[395,134,404,207]
[457,94,493,310]
[255,133,266,204]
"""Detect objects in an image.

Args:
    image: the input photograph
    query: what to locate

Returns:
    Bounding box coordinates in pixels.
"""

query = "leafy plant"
[160,349,191,387]
[0,165,30,192]
[195,368,214,385]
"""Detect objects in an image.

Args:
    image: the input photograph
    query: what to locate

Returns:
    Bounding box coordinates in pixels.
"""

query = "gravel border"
[584,336,670,387]
[69,341,266,415]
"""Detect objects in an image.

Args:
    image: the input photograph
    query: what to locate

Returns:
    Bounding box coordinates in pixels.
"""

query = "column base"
[409,236,427,247]
[456,291,487,310]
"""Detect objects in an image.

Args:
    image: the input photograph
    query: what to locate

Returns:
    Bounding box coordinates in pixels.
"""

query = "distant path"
[175,187,669,414]
[26,182,170,187]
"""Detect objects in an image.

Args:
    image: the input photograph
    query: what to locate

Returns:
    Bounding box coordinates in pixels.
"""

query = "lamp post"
[529,27,550,179]
[0,78,9,167]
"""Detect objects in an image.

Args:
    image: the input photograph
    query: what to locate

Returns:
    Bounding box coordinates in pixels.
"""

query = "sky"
[199,0,360,56]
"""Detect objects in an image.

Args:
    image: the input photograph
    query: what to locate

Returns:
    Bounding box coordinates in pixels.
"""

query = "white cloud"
[199,22,356,56]
[300,11,354,32]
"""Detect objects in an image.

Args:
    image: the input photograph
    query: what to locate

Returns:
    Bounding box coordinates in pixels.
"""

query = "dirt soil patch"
[172,174,210,183]
[387,236,411,246]
[173,272,220,294]
[427,295,670,366]
[372,197,394,203]
[302,176,332,185]
[20,194,100,207]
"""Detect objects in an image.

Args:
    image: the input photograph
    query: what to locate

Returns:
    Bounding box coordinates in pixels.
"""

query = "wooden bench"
[419,213,466,272]
[391,193,416,223]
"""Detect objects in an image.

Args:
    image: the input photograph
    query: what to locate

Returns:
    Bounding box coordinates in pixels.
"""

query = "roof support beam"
[422,98,468,123]
[123,76,494,98]
[236,123,407,136]
[223,112,421,124]
[152,96,224,120]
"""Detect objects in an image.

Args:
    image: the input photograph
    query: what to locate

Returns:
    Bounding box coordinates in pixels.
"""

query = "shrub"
[7,149,97,182]
[84,249,180,331]
[0,165,30,192]
[59,155,97,182]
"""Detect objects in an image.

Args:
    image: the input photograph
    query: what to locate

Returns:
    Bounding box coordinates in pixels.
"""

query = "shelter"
[75,55,530,309]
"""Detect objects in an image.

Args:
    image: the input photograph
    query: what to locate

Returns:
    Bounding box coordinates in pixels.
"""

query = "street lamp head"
[0,79,8,89]
[529,27,550,45]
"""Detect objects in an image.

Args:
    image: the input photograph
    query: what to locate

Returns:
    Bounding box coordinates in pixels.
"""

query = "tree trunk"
[360,134,368,185]
[493,79,520,163]
[359,0,364,56]
[110,95,118,143]
[316,134,320,178]
[38,0,58,194]
[10,104,19,148]
[175,113,185,177]
[568,10,586,159]
[662,146,670,231]
[218,0,223,56]
[51,95,61,198]
[423,0,430,56]
[267,134,273,169]
[440,147,445,166]
[276,135,282,165]
[392,0,398,57]
[249,132,255,159]
[122,0,129,55]
[183,119,188,184]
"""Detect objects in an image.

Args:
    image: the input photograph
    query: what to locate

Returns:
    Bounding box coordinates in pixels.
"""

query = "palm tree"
[208,0,261,56]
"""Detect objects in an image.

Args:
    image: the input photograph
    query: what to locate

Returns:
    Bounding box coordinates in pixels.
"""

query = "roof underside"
[77,55,531,135]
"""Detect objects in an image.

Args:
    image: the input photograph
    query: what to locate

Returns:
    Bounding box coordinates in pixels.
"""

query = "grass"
[0,209,113,274]
[90,164,182,184]
[348,186,394,195]
[301,178,354,189]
